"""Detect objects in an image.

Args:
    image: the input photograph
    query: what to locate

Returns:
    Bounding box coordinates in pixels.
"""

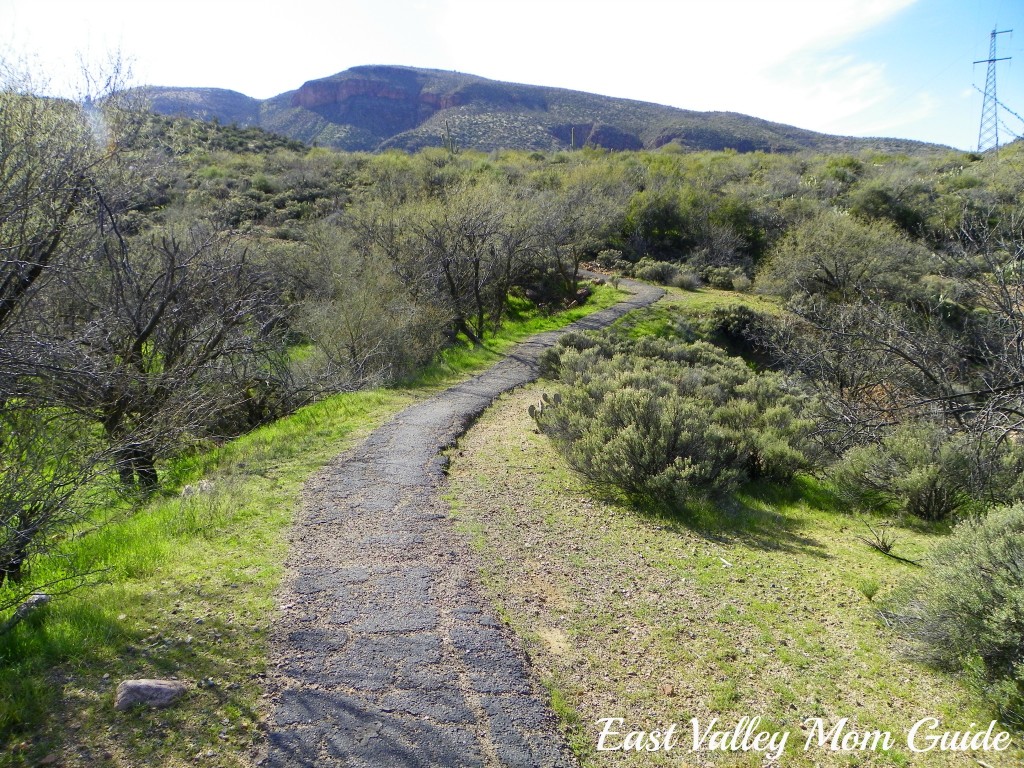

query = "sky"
[1,0,1022,151]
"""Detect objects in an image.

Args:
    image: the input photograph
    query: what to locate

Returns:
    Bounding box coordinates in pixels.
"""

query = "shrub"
[830,423,1024,521]
[670,270,702,291]
[633,258,680,285]
[757,210,930,302]
[889,503,1024,723]
[731,274,752,292]
[535,334,815,507]
[701,265,748,290]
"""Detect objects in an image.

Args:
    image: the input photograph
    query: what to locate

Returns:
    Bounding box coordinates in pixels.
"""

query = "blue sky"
[1,0,1022,150]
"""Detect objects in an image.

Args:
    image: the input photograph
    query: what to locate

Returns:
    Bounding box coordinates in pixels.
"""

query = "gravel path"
[260,279,663,768]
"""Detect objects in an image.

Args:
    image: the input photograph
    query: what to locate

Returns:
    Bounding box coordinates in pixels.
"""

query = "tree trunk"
[130,446,159,493]
[453,317,482,346]
[0,539,28,587]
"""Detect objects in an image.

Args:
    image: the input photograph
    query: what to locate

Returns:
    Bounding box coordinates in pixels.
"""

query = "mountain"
[139,65,946,155]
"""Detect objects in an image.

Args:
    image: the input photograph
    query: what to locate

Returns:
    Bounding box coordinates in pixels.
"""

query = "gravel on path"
[260,279,663,768]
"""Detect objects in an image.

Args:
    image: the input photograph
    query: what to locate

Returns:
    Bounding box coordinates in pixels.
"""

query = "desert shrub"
[830,423,1024,521]
[535,334,815,507]
[701,265,748,290]
[670,270,702,291]
[595,249,623,268]
[848,182,926,235]
[731,274,753,292]
[757,209,930,302]
[681,304,775,364]
[889,503,1024,723]
[622,189,691,259]
[633,258,680,285]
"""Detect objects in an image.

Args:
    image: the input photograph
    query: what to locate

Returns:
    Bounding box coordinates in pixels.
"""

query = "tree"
[293,222,447,389]
[0,60,144,598]
[761,202,1024,454]
[411,184,513,342]
[351,182,537,345]
[0,62,140,365]
[533,180,618,297]
[758,209,931,302]
[0,408,109,598]
[14,223,288,490]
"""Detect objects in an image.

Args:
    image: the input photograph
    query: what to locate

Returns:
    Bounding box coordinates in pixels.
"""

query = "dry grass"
[447,386,1022,767]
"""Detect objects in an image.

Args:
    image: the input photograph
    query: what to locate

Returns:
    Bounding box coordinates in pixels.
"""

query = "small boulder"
[0,593,51,634]
[114,679,187,711]
[181,479,213,497]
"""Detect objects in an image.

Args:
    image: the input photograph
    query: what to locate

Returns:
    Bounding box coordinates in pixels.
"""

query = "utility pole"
[975,27,1012,154]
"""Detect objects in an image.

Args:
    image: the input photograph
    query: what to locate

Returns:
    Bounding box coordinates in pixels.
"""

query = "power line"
[998,118,1021,143]
[974,27,1012,153]
[973,84,1024,132]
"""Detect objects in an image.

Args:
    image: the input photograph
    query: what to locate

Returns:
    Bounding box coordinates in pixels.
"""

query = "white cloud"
[428,0,919,130]
[1,0,924,137]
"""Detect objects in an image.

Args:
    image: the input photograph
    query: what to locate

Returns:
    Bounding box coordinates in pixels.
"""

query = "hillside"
[139,65,946,155]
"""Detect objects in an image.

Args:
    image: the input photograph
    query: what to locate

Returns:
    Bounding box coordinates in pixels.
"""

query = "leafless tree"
[12,223,288,490]
[0,60,142,340]
[0,405,114,618]
[349,183,539,345]
[763,203,1024,451]
[0,60,149,605]
[532,181,618,297]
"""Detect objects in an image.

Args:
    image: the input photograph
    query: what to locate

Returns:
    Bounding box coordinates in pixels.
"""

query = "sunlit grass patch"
[0,285,625,766]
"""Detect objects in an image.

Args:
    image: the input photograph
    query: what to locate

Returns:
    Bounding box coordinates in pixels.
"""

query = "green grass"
[447,386,1024,767]
[409,291,625,387]
[0,283,625,767]
[611,283,783,340]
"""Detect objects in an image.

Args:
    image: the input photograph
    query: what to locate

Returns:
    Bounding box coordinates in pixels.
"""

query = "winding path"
[260,278,663,768]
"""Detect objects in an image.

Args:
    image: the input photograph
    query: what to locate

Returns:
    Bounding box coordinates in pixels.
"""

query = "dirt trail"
[260,279,663,767]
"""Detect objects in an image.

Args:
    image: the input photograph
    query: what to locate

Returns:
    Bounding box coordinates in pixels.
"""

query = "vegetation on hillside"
[144,64,947,155]
[3,57,1024,763]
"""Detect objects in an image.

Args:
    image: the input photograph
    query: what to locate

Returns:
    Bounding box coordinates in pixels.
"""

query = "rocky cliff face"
[291,75,459,113]
[287,68,462,137]
[141,66,948,156]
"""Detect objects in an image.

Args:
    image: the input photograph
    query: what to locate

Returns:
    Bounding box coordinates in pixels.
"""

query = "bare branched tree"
[762,203,1024,450]
[532,181,618,297]
[0,406,113,616]
[0,59,147,608]
[13,223,289,490]
[348,182,539,345]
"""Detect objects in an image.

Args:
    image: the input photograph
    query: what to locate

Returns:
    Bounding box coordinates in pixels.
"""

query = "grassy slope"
[446,285,1022,767]
[0,285,623,768]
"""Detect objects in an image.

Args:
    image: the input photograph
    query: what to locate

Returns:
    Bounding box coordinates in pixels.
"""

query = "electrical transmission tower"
[975,27,1012,153]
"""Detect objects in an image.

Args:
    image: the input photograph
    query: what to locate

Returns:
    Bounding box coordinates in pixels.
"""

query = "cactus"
[553,392,562,405]
[528,404,537,420]
[444,120,458,155]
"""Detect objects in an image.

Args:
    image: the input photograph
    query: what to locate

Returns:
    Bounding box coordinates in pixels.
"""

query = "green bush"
[595,249,623,268]
[890,503,1024,723]
[633,258,680,285]
[670,270,702,291]
[701,265,748,290]
[535,334,815,507]
[757,209,930,302]
[830,423,1024,521]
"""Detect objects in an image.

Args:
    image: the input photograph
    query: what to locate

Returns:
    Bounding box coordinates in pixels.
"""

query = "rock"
[114,679,188,711]
[0,593,50,634]
[181,479,213,497]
